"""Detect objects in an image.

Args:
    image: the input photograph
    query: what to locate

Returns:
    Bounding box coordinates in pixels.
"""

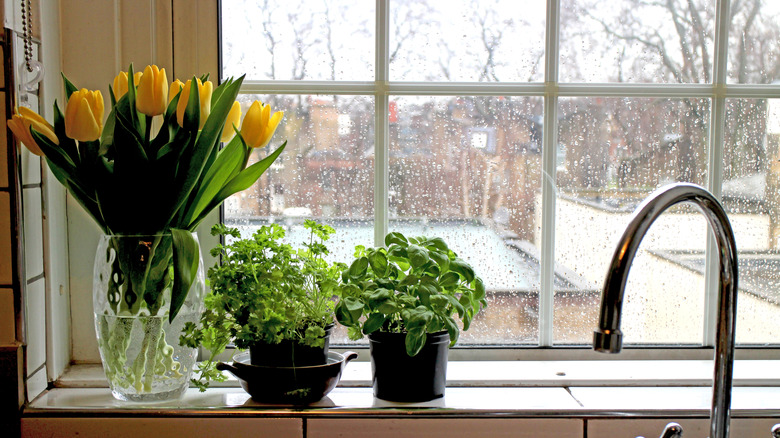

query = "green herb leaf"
[362,313,386,334]
[439,271,460,290]
[407,244,430,270]
[449,258,475,283]
[368,250,388,277]
[385,232,408,246]
[442,315,459,346]
[405,327,427,357]
[348,256,369,280]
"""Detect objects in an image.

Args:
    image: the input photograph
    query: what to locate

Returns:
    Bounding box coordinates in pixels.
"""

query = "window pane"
[220,1,374,81]
[390,0,546,82]
[555,97,710,345]
[724,98,780,345]
[389,96,544,344]
[224,95,375,345]
[560,0,716,83]
[727,2,780,83]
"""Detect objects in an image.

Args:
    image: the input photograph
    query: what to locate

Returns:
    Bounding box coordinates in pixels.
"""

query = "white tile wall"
[25,366,47,403]
[20,147,41,186]
[25,278,45,374]
[308,418,583,438]
[0,288,15,343]
[22,187,44,278]
[21,417,303,438]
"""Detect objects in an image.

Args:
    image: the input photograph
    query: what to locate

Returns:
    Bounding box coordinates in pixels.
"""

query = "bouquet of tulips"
[8,64,285,320]
[7,64,285,396]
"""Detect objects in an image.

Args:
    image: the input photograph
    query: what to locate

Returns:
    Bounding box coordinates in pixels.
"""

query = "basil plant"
[336,232,487,357]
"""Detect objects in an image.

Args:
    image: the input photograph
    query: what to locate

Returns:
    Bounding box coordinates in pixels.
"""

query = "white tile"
[588,419,710,438]
[22,417,302,438]
[732,386,780,410]
[731,419,780,437]
[0,191,12,285]
[590,418,780,438]
[308,418,583,438]
[0,288,15,343]
[26,365,48,403]
[22,187,44,279]
[20,146,41,185]
[25,278,46,374]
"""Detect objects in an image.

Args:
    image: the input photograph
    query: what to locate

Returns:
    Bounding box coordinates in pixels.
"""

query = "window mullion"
[703,0,732,347]
[375,0,389,247]
[539,0,561,347]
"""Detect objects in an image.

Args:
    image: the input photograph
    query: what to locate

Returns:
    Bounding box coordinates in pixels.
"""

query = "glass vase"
[93,233,205,402]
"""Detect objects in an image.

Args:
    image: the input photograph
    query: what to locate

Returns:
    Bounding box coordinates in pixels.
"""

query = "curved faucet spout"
[592,182,738,438]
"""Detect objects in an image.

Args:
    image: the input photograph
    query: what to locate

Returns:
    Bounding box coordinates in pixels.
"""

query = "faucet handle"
[634,422,683,438]
[658,422,683,438]
[771,423,780,438]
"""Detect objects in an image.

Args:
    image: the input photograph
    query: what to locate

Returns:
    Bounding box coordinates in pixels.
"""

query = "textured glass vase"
[93,233,205,402]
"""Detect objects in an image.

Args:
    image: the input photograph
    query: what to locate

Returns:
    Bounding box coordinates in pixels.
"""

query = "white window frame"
[225,0,780,356]
[53,0,780,372]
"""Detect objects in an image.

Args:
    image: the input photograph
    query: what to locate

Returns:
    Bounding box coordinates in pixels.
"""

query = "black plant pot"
[368,330,450,402]
[217,350,358,404]
[249,324,334,367]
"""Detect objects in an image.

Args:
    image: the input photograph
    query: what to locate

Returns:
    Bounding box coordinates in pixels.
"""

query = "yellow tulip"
[65,88,105,142]
[112,71,142,100]
[176,78,213,129]
[169,79,185,104]
[136,65,169,116]
[6,106,59,156]
[240,101,283,148]
[221,101,242,142]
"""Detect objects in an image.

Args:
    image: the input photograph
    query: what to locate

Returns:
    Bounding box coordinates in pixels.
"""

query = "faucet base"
[593,329,623,353]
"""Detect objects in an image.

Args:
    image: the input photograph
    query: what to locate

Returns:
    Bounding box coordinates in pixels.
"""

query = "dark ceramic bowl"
[217,350,357,405]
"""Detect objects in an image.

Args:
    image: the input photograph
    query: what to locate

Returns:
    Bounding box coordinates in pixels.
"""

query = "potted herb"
[181,219,347,397]
[335,231,487,402]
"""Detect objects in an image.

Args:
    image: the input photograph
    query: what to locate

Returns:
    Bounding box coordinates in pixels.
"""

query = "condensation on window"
[554,97,711,345]
[389,95,544,344]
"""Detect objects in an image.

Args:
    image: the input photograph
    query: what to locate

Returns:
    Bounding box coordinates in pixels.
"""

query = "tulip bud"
[112,71,142,100]
[136,65,169,116]
[221,101,242,142]
[240,101,283,149]
[6,107,59,156]
[176,78,214,129]
[65,88,105,142]
[169,79,185,104]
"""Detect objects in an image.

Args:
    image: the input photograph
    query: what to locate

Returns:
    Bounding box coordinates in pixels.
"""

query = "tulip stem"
[144,115,153,144]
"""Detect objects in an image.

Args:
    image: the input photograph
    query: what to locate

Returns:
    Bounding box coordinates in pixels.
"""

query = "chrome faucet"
[592,183,739,438]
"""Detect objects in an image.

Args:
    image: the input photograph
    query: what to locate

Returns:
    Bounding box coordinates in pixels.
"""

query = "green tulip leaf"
[61,72,78,99]
[170,229,200,323]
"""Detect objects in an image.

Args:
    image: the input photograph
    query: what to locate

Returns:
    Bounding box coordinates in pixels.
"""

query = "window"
[219,0,780,351]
